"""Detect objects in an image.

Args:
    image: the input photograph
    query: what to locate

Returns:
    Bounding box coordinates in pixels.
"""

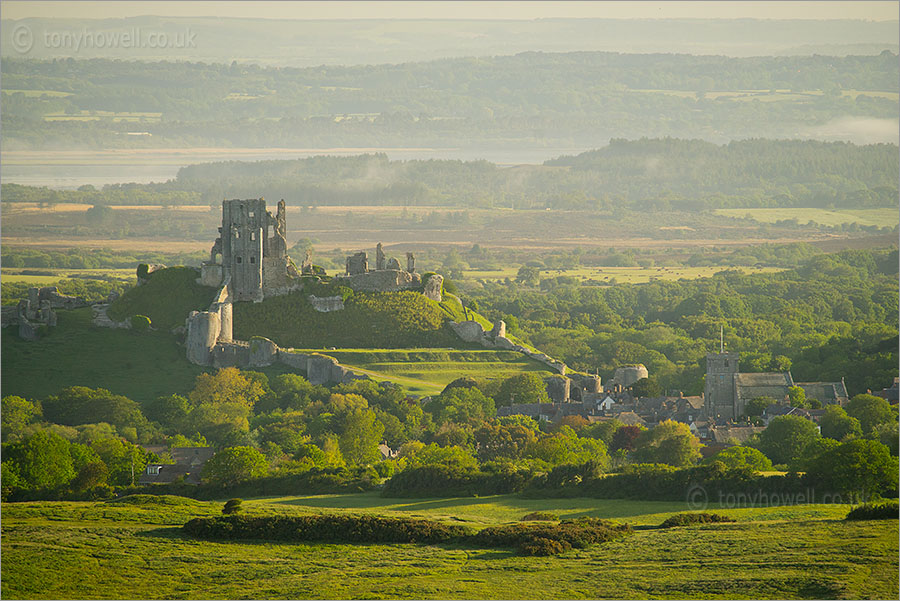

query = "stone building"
[202,198,297,301]
[704,350,848,420]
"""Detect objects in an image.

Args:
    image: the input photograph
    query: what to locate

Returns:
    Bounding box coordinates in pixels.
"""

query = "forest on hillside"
[2,51,898,148]
[2,139,897,211]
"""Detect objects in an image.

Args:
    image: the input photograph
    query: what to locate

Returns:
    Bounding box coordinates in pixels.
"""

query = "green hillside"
[107,266,217,331]
[1,308,207,402]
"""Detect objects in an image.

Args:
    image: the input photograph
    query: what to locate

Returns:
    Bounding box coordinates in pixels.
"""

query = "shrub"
[520,511,559,522]
[659,513,735,528]
[845,500,899,521]
[472,518,631,555]
[130,314,151,332]
[520,537,571,556]
[223,498,243,515]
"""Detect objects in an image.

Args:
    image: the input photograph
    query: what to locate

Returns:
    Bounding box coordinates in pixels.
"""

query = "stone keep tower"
[704,351,739,420]
[204,198,291,302]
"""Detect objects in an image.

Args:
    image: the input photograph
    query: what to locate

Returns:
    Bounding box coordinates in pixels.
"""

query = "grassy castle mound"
[106,267,479,349]
[234,288,465,349]
[107,267,217,331]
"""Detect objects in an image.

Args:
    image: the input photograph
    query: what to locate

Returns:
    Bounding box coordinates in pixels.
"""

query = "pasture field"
[715,207,899,228]
[629,88,900,102]
[1,268,136,285]
[307,349,555,395]
[467,265,784,284]
[1,493,896,599]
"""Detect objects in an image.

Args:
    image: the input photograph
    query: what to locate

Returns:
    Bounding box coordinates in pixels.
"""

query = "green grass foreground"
[2,493,896,599]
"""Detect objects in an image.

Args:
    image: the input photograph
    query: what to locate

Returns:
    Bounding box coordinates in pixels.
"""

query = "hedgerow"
[181,514,631,556]
[183,514,470,544]
[381,464,531,497]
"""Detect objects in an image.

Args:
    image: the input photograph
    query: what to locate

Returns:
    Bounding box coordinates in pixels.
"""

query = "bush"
[520,537,571,556]
[659,513,735,528]
[472,518,631,556]
[845,500,899,520]
[520,511,559,522]
[130,314,151,332]
[223,498,243,514]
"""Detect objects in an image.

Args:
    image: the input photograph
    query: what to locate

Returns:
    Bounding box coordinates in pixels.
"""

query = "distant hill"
[2,17,897,65]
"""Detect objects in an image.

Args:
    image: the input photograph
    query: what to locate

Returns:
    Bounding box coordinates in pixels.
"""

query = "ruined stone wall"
[341,269,421,293]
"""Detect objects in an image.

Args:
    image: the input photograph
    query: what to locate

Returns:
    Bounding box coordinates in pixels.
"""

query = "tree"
[703,446,773,472]
[3,431,81,490]
[42,387,146,432]
[787,386,806,407]
[632,420,701,467]
[90,438,150,486]
[580,419,623,447]
[846,394,895,435]
[819,405,862,441]
[631,377,662,398]
[610,425,644,452]
[338,409,385,467]
[756,415,820,466]
[744,396,777,418]
[807,439,899,502]
[496,373,549,406]
[189,367,266,409]
[516,265,540,286]
[1,395,41,442]
[426,387,495,426]
[473,423,536,462]
[202,446,269,486]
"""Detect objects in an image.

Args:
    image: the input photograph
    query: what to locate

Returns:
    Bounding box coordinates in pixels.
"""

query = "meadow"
[1,493,896,599]
[714,207,899,228]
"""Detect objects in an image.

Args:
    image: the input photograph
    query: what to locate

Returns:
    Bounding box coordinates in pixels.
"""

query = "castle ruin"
[201,198,299,301]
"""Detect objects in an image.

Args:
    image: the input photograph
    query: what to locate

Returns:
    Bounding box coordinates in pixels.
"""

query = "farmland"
[714,207,899,228]
[1,494,896,599]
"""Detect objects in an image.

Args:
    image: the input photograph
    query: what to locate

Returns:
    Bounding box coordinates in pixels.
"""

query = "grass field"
[467,265,784,284]
[715,207,899,228]
[1,493,896,599]
[307,349,555,396]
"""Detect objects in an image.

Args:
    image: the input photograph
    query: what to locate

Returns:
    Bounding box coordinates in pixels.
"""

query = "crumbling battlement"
[338,243,440,300]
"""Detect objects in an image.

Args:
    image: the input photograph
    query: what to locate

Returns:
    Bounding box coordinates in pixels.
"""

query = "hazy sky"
[3,1,898,21]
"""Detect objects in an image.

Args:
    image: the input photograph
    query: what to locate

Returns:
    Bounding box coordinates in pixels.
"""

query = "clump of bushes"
[222,498,243,515]
[183,514,470,545]
[845,500,899,520]
[520,511,559,522]
[659,513,735,528]
[471,518,631,556]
